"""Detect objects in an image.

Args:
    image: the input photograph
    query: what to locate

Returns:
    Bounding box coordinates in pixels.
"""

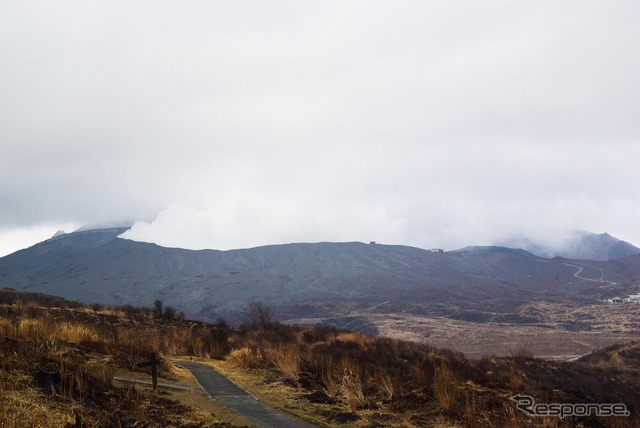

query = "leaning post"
[137,352,161,391]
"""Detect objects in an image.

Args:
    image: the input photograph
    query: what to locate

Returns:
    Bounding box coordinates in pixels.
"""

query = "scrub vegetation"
[1,288,639,427]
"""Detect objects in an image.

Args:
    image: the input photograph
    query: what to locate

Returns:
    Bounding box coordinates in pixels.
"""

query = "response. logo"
[510,395,630,418]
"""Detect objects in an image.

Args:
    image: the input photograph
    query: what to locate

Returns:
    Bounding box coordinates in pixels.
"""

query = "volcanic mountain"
[1,228,639,326]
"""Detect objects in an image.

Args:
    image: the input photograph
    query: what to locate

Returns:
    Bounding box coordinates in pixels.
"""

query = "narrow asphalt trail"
[174,361,318,428]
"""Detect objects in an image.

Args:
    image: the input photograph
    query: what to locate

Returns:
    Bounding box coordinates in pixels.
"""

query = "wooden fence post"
[137,352,161,391]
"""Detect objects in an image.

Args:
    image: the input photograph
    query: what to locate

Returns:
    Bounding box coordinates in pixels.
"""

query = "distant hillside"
[497,231,640,261]
[2,228,639,324]
[452,245,539,258]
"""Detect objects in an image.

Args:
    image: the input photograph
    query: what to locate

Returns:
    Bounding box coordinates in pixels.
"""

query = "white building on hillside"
[605,293,640,304]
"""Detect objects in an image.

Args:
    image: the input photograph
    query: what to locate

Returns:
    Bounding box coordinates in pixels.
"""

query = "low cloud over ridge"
[1,1,640,255]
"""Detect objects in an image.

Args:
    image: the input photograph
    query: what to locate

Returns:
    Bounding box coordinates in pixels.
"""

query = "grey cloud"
[1,1,640,255]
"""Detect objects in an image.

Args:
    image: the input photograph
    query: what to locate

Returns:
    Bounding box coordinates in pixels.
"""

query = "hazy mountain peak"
[497,231,640,261]
[51,230,66,238]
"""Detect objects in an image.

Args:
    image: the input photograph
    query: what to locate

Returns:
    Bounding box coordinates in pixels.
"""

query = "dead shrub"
[507,366,522,393]
[269,343,300,381]
[433,363,462,415]
[371,368,394,402]
[332,332,374,346]
[56,322,100,343]
[301,329,315,344]
[0,389,73,427]
[322,357,366,411]
[340,366,365,411]
[227,347,259,369]
[82,359,115,386]
[160,324,190,355]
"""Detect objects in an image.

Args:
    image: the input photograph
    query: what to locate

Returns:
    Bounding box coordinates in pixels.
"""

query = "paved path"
[174,361,318,428]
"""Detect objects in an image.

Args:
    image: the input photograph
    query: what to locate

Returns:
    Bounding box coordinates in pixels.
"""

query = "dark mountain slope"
[1,229,636,322]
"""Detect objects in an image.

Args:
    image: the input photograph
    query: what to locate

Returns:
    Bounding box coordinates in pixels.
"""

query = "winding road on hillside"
[174,361,318,428]
[559,261,618,286]
[535,259,618,286]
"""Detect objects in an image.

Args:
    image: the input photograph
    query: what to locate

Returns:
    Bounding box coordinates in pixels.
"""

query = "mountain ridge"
[497,230,640,261]
[2,228,640,325]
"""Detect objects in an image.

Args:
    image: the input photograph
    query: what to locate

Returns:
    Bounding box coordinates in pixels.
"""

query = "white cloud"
[121,198,411,251]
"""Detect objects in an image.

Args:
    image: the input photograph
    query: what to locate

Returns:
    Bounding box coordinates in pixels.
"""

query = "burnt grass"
[2,288,640,427]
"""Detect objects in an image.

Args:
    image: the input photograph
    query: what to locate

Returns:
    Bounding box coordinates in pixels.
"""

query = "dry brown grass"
[506,366,522,393]
[321,357,366,411]
[0,389,73,428]
[433,363,461,415]
[0,299,239,427]
[3,290,640,428]
[268,342,300,381]
[226,347,256,368]
[218,321,640,427]
[332,331,375,345]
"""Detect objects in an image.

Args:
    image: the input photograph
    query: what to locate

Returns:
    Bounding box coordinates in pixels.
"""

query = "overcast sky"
[1,1,640,257]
